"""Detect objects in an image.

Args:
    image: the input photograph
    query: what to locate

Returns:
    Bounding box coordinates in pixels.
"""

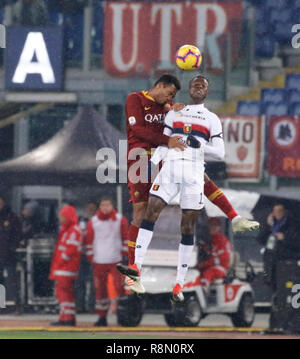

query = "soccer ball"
[175,44,202,71]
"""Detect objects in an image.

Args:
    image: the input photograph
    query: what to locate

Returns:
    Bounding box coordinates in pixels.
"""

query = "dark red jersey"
[126,91,171,157]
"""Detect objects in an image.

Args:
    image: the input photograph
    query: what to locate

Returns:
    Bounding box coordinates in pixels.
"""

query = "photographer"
[257,203,300,332]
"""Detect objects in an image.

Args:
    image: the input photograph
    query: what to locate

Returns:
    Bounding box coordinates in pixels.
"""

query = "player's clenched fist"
[168,135,186,151]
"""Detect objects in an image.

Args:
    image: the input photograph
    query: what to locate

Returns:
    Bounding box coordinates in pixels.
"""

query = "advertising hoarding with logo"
[267,116,300,177]
[103,1,242,77]
[220,115,264,182]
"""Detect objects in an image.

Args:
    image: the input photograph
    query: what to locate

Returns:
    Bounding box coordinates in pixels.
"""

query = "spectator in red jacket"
[49,204,82,326]
[198,217,233,294]
[86,197,129,326]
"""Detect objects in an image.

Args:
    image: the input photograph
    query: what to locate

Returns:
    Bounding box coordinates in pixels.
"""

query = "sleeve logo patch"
[152,184,160,191]
[128,116,136,126]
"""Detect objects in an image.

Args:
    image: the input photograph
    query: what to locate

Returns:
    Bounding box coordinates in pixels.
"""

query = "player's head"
[151,74,181,105]
[189,75,209,104]
[99,197,115,214]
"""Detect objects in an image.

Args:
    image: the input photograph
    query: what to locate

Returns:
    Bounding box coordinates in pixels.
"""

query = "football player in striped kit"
[118,75,259,300]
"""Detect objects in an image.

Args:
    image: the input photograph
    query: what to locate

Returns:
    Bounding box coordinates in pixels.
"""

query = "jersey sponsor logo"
[128,116,136,125]
[183,124,192,134]
[144,106,151,110]
[144,113,165,124]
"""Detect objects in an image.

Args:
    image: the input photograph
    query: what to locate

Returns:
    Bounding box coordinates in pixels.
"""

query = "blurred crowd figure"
[258,203,300,266]
[75,201,98,313]
[257,203,300,333]
[21,200,43,244]
[197,217,233,295]
[12,0,48,26]
[0,195,22,310]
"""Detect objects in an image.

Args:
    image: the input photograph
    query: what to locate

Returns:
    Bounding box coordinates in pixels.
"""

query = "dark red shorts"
[128,155,154,203]
[128,181,152,203]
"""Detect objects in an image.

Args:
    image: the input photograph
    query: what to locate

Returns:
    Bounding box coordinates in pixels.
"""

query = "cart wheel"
[164,296,202,327]
[231,293,255,327]
[117,294,144,327]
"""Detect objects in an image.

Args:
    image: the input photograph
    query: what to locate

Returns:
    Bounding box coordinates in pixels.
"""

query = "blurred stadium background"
[0,0,300,335]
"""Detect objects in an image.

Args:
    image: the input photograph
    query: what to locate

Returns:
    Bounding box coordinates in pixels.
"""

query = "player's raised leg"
[128,201,148,266]
[204,174,260,233]
[117,196,167,294]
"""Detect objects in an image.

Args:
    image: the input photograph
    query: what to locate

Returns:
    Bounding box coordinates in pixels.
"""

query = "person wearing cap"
[49,204,83,326]
[197,217,233,294]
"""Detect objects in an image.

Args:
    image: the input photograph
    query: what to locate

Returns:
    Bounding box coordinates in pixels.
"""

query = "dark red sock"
[204,180,238,221]
[128,224,139,265]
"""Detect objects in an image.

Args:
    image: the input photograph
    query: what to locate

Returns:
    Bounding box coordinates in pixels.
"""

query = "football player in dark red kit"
[125,74,185,268]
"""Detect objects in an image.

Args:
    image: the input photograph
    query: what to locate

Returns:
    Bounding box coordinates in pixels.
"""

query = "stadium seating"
[285,74,300,91]
[261,89,287,104]
[264,0,291,9]
[92,2,104,55]
[253,1,296,56]
[287,89,300,105]
[288,103,300,115]
[261,102,288,117]
[255,35,276,58]
[273,20,295,44]
[236,101,261,116]
[270,8,292,24]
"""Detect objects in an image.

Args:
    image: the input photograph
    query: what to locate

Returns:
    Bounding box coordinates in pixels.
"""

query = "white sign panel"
[220,115,264,182]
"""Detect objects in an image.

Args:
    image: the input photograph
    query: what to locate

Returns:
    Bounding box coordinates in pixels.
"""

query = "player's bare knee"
[132,202,147,227]
[145,196,166,222]
[181,210,198,234]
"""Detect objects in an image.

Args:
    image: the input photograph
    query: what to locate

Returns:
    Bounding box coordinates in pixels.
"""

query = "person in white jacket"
[86,197,129,326]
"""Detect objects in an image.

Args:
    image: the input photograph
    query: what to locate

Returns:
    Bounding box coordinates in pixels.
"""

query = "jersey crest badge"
[128,116,136,126]
[183,124,192,134]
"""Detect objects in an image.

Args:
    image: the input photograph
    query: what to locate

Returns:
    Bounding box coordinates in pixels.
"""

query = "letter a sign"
[5,27,63,90]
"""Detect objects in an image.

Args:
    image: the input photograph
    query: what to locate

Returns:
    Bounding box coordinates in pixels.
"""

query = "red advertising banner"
[220,115,264,181]
[267,116,300,177]
[103,1,243,77]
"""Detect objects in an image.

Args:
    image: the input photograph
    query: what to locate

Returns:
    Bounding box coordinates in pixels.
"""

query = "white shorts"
[149,159,204,210]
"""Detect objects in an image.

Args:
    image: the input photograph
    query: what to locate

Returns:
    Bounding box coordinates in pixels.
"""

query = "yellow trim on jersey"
[141,91,155,102]
[128,241,136,248]
[208,189,223,202]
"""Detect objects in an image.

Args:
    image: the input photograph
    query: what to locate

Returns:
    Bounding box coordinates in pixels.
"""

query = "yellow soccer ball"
[175,44,202,71]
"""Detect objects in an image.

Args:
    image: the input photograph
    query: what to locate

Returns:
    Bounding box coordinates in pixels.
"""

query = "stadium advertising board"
[103,1,242,77]
[220,115,264,182]
[5,26,63,90]
[267,116,300,177]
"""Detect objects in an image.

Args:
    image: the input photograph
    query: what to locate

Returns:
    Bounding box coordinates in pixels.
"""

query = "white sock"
[231,215,241,223]
[176,243,194,287]
[134,228,153,269]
